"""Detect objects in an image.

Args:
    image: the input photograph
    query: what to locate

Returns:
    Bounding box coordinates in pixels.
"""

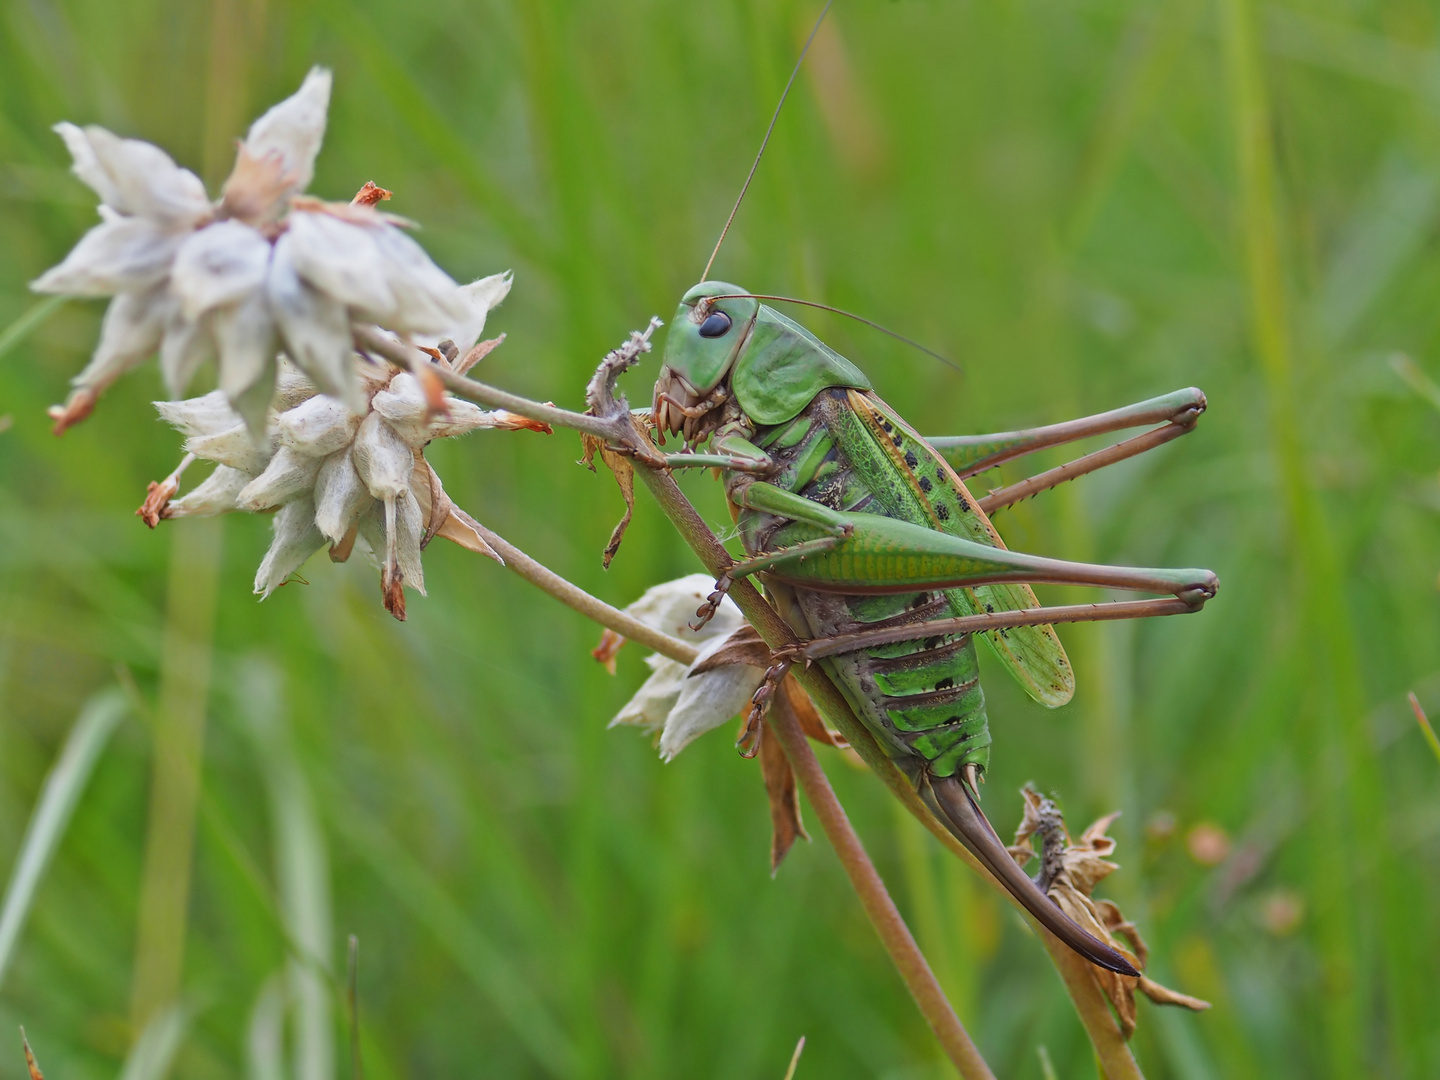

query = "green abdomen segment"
[741,391,992,778]
[799,589,992,778]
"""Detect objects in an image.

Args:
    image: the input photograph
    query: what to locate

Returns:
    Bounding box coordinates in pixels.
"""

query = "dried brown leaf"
[758,716,807,873]
[780,675,847,748]
[580,433,635,568]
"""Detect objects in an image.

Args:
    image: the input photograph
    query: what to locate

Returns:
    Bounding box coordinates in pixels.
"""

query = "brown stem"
[462,518,699,666]
[768,693,995,1079]
[353,325,625,443]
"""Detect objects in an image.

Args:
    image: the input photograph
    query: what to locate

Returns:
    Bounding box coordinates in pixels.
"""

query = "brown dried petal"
[1137,976,1211,1013]
[592,629,625,674]
[136,475,180,528]
[351,180,393,206]
[1008,785,1048,865]
[48,387,97,436]
[455,333,506,376]
[1060,811,1122,895]
[690,623,770,674]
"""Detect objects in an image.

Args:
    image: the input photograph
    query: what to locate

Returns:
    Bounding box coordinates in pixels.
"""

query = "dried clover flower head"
[1008,787,1210,1038]
[599,575,764,760]
[144,296,544,620]
[34,68,485,436]
[598,576,847,871]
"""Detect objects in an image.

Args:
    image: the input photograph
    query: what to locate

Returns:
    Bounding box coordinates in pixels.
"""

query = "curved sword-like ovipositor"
[921,772,1139,977]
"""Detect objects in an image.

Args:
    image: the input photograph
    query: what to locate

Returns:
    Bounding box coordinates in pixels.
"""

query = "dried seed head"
[34,69,508,437]
[1009,787,1211,1039]
[143,342,537,620]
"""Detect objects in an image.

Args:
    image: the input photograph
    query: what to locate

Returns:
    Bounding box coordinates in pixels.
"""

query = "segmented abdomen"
[741,391,991,778]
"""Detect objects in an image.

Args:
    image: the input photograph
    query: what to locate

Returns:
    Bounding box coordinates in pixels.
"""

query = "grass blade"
[1407,693,1440,767]
[0,297,65,362]
[0,689,126,987]
[245,973,288,1080]
[237,660,335,1080]
[781,1036,805,1080]
[118,1003,190,1080]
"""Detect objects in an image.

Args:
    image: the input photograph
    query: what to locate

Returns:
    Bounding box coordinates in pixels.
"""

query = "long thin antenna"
[707,293,963,373]
[701,0,835,282]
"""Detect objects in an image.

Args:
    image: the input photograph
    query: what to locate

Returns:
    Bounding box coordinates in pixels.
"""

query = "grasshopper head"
[654,281,759,443]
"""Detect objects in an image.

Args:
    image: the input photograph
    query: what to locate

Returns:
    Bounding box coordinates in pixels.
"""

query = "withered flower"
[603,575,765,759]
[34,68,486,434]
[1008,787,1210,1038]
[143,295,542,619]
[600,576,846,870]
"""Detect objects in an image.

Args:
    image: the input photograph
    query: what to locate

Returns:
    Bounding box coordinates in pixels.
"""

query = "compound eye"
[698,310,732,338]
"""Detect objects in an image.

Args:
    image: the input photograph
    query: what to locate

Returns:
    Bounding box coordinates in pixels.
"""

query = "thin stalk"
[767,693,995,1079]
[464,519,697,665]
[353,325,624,443]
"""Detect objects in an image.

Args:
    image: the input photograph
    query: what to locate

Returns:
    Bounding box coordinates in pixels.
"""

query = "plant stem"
[354,325,624,443]
[463,518,698,665]
[768,692,995,1079]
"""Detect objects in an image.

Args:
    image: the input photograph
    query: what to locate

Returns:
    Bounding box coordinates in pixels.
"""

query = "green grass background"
[2,0,1438,1076]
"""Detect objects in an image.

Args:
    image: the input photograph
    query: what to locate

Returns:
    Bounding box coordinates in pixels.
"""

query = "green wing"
[848,391,1075,708]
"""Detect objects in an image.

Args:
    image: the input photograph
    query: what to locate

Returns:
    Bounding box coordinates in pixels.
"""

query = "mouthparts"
[653,366,727,445]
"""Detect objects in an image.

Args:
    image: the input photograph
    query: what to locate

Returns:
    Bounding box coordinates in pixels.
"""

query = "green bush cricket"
[642,6,1218,977]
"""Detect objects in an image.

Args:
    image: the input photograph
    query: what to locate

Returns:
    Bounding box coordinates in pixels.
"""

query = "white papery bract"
[152,282,536,621]
[33,67,486,435]
[607,575,766,761]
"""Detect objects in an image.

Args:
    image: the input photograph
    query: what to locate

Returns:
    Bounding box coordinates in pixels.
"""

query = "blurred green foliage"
[2,0,1439,1077]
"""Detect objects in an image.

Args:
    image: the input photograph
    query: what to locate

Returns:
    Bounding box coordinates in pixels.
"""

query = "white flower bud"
[254,496,327,597]
[277,393,360,457]
[658,644,767,762]
[285,209,396,316]
[606,576,759,761]
[51,123,209,225]
[170,221,272,321]
[151,326,535,619]
[166,465,250,518]
[236,445,323,512]
[313,450,369,542]
[351,410,413,499]
[33,218,185,296]
[241,67,330,206]
[69,284,171,395]
[185,422,274,475]
[610,654,686,731]
[155,390,237,437]
[36,68,485,435]
[267,234,362,410]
